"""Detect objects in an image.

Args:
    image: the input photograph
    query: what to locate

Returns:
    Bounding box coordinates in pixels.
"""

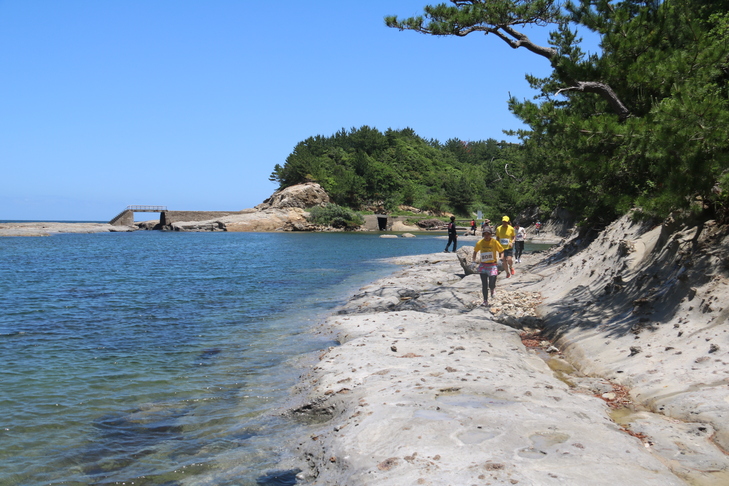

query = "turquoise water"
[0,231,456,486]
[0,231,547,485]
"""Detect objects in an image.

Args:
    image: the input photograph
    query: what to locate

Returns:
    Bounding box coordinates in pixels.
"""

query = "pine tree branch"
[557,82,631,121]
[386,2,632,120]
[497,25,557,59]
[504,163,522,182]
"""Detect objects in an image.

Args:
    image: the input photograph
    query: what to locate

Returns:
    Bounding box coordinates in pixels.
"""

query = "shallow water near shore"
[0,231,545,485]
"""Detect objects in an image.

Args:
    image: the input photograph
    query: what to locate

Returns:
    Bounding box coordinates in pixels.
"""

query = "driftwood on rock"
[456,245,505,275]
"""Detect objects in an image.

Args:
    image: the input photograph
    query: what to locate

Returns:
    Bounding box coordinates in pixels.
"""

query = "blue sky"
[1,1,572,221]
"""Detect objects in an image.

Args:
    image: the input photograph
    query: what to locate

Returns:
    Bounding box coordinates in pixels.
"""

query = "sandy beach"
[286,214,729,485]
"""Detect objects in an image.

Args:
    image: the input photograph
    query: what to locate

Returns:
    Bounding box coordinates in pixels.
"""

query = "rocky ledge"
[277,212,729,485]
[0,222,135,237]
[167,182,333,232]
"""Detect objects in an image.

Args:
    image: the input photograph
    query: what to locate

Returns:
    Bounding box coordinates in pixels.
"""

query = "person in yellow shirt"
[495,215,516,277]
[472,228,505,307]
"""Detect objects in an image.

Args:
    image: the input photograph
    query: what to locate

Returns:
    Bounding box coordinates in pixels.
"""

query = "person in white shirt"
[514,222,526,263]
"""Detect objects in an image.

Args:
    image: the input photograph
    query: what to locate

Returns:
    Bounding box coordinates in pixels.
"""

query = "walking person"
[514,222,526,263]
[472,228,504,307]
[495,216,516,277]
[470,219,477,235]
[444,216,458,253]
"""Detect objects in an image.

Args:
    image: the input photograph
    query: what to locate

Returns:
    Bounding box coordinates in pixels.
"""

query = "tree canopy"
[269,126,543,218]
[269,1,729,225]
[386,0,729,223]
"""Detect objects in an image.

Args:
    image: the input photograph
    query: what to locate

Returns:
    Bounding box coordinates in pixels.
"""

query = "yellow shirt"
[474,238,504,264]
[495,225,515,249]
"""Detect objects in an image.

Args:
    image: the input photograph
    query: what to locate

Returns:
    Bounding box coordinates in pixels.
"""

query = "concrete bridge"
[109,206,242,227]
[109,206,167,226]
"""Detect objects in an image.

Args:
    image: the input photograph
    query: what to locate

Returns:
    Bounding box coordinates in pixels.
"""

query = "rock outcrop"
[291,250,714,485]
[537,207,576,240]
[168,183,331,232]
[415,218,447,230]
[389,221,419,232]
[289,215,729,484]
[513,206,577,244]
[255,182,330,210]
[526,211,729,466]
[222,208,310,232]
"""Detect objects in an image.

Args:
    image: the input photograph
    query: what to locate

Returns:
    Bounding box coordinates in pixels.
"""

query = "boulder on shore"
[255,182,330,210]
[222,208,309,232]
[170,183,330,232]
[416,218,446,230]
[390,221,419,232]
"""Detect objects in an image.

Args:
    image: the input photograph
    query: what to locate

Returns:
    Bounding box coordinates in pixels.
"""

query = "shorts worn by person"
[495,216,516,277]
[444,216,458,252]
[472,229,505,307]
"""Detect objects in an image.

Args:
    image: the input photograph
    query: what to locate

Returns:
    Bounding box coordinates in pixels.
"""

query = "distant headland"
[0,182,568,242]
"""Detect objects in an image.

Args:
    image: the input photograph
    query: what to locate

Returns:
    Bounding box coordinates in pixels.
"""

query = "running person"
[472,228,504,307]
[514,222,526,263]
[495,216,516,277]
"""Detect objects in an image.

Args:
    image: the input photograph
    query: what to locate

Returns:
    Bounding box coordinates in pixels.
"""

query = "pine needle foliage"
[386,0,729,223]
[307,204,365,229]
[269,126,537,218]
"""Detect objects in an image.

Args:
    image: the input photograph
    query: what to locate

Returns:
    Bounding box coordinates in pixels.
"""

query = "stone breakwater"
[285,215,729,485]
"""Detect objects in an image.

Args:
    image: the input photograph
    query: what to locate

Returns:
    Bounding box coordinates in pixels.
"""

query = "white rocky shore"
[283,213,729,485]
[0,221,135,237]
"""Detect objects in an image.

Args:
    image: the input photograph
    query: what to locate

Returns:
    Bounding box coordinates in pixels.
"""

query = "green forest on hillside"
[270,0,729,226]
[268,127,534,219]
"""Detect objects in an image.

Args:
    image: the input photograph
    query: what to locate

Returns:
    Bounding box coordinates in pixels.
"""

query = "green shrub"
[308,204,364,229]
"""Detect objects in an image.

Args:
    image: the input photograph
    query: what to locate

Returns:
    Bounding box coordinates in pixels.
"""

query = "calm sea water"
[0,231,462,486]
[0,231,547,486]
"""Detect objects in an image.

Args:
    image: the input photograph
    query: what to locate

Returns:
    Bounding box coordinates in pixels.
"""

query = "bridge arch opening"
[109,206,167,226]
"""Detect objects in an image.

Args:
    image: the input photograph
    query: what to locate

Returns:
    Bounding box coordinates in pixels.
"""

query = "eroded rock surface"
[255,182,330,210]
[287,214,729,485]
